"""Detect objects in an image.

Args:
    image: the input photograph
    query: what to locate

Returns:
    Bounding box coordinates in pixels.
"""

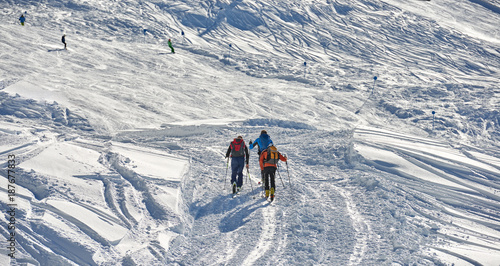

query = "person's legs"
[264,167,273,197]
[231,159,238,185]
[270,170,276,199]
[235,157,244,189]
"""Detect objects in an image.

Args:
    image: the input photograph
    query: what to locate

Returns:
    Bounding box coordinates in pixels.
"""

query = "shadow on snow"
[219,200,268,233]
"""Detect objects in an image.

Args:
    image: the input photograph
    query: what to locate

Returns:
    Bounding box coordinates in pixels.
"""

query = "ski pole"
[261,170,264,196]
[224,157,229,190]
[277,164,286,188]
[286,161,291,188]
[246,167,254,196]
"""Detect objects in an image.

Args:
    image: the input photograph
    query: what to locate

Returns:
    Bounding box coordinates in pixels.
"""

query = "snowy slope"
[1,0,500,265]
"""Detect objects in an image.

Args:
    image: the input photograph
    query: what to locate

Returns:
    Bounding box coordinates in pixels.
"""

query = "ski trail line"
[242,205,276,265]
[338,188,372,265]
[215,238,241,265]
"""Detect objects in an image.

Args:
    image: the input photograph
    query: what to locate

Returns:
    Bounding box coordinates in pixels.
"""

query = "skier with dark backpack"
[225,136,249,194]
[259,144,287,201]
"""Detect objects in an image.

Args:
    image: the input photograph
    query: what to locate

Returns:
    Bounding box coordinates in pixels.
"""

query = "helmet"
[261,130,267,134]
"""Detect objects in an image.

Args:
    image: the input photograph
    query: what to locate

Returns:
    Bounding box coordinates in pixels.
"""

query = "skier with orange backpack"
[259,143,287,201]
[225,136,249,194]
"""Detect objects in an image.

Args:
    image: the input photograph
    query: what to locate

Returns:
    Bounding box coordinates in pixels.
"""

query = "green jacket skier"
[168,39,175,54]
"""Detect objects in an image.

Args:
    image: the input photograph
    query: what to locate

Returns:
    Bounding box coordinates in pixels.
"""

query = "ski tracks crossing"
[168,126,376,265]
[267,161,374,265]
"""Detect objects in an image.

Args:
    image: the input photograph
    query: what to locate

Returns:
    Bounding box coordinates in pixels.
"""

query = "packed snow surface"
[1,0,499,265]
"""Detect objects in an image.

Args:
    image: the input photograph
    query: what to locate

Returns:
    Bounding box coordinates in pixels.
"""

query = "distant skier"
[259,144,287,201]
[19,14,25,26]
[249,130,273,181]
[225,136,249,194]
[168,39,175,54]
[62,34,67,50]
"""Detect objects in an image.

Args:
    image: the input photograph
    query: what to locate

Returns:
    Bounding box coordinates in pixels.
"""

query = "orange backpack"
[264,145,279,164]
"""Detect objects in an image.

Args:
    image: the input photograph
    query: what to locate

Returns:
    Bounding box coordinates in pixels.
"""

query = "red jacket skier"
[225,136,249,194]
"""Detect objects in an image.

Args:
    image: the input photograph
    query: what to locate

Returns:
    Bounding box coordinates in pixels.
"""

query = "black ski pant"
[263,166,276,191]
[258,150,264,181]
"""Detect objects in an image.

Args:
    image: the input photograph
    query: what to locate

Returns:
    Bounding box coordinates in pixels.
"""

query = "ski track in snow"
[338,188,371,266]
[243,204,276,265]
[1,0,500,265]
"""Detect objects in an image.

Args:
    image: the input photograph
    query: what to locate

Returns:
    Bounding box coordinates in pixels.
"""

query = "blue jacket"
[250,133,273,153]
[19,16,25,23]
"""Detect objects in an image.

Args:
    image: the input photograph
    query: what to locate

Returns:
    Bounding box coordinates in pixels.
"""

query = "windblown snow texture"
[1,0,499,265]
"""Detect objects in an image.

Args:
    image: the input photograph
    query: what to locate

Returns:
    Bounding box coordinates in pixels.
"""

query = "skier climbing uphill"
[249,130,273,156]
[225,136,249,194]
[259,144,286,201]
[19,14,25,26]
[249,130,273,182]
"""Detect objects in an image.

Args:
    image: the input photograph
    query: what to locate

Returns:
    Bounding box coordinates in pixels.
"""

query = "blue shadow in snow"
[333,5,353,15]
[191,194,236,220]
[244,118,317,130]
[373,160,398,168]
[469,0,500,14]
[48,48,66,52]
[219,200,268,233]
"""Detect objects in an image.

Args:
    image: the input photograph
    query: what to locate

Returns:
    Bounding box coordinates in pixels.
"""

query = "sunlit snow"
[1,0,499,265]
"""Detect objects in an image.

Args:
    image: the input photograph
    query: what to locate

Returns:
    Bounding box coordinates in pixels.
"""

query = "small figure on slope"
[249,130,273,182]
[168,39,175,54]
[62,34,67,50]
[225,136,249,194]
[19,14,25,26]
[259,144,287,201]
